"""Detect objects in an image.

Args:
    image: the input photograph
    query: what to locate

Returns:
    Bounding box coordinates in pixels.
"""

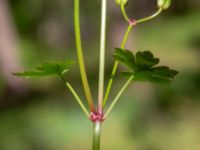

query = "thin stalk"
[103,24,133,107]
[104,75,134,118]
[93,121,102,150]
[60,75,90,121]
[120,4,129,22]
[121,24,133,48]
[66,82,90,118]
[136,8,162,24]
[98,0,107,114]
[74,0,95,112]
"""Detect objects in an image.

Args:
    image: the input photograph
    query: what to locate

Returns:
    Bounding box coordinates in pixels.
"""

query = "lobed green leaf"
[13,60,75,78]
[114,48,179,85]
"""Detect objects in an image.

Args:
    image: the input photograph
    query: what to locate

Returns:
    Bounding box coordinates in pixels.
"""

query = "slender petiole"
[104,75,134,118]
[59,75,90,118]
[120,4,129,22]
[74,0,95,112]
[103,61,119,107]
[66,82,90,118]
[120,24,133,48]
[136,8,163,24]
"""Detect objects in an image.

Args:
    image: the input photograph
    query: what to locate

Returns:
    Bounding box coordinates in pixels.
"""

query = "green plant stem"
[60,75,90,118]
[121,24,133,48]
[104,75,134,118]
[98,0,107,114]
[66,82,90,118]
[93,121,102,150]
[74,0,95,112]
[136,8,162,24]
[103,24,133,107]
[120,4,129,22]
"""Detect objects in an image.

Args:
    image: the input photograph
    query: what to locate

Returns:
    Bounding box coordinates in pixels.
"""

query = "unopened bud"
[115,0,128,6]
[157,0,171,10]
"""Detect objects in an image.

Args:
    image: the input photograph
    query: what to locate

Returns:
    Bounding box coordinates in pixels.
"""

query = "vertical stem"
[74,0,95,112]
[93,122,102,150]
[98,0,107,114]
[120,24,133,49]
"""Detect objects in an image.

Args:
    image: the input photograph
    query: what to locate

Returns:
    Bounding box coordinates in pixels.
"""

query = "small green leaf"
[13,60,75,78]
[114,48,179,85]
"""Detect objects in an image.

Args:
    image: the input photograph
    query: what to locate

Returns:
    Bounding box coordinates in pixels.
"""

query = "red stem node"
[90,112,105,123]
[128,19,137,26]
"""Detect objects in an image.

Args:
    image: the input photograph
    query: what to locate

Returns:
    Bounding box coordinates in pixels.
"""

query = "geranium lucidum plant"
[14,0,178,149]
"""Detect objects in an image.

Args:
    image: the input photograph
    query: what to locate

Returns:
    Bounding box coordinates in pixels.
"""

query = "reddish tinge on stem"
[128,19,137,26]
[90,112,105,123]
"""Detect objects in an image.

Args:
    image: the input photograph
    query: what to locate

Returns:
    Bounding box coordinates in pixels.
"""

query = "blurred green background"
[0,0,200,149]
